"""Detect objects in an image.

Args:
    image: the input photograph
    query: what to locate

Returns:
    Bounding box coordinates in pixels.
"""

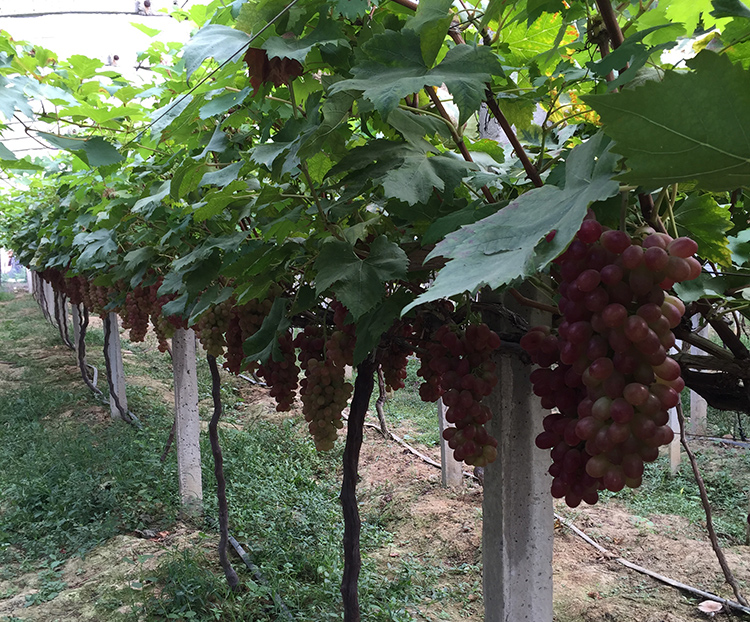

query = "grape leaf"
[712,0,750,18]
[403,133,619,312]
[0,142,15,160]
[183,24,252,81]
[352,291,415,366]
[729,229,750,265]
[405,0,454,67]
[585,51,750,191]
[243,297,291,363]
[314,235,409,319]
[262,15,349,63]
[674,194,732,265]
[199,87,251,119]
[37,133,124,167]
[328,30,502,125]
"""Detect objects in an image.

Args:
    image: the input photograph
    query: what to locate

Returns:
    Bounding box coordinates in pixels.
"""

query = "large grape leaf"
[405,0,454,67]
[262,15,349,63]
[183,24,252,81]
[403,133,619,312]
[38,133,124,167]
[314,235,409,319]
[328,30,501,125]
[585,51,750,191]
[712,0,750,19]
[675,194,732,265]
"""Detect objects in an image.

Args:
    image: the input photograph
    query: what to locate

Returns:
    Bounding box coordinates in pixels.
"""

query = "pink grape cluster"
[417,323,502,466]
[523,217,700,507]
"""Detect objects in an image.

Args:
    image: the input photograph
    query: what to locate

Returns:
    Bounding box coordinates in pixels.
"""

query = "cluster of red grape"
[80,282,117,318]
[294,319,354,451]
[380,322,415,391]
[416,323,502,466]
[257,329,299,412]
[62,276,85,306]
[120,284,160,342]
[523,216,699,507]
[194,300,233,357]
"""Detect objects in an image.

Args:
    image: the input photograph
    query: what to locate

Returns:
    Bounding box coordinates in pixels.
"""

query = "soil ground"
[2,290,750,621]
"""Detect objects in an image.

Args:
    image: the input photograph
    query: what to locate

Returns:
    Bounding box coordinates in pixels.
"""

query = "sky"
[1,0,197,157]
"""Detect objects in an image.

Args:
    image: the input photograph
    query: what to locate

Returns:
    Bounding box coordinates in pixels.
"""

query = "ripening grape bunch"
[381,322,415,391]
[121,284,159,342]
[294,324,354,451]
[195,301,233,357]
[522,215,700,507]
[63,276,85,306]
[416,323,502,466]
[257,329,299,412]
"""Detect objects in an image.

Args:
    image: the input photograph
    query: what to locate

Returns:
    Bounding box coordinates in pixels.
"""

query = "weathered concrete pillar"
[105,312,128,419]
[689,318,708,436]
[43,279,56,321]
[26,269,33,294]
[172,328,203,516]
[483,294,553,622]
[668,407,681,475]
[438,397,463,487]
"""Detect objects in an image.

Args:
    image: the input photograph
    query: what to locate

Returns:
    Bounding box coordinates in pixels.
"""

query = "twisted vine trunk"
[75,304,102,397]
[341,354,378,622]
[207,354,240,590]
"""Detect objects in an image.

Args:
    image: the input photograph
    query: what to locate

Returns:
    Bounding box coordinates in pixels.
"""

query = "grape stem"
[509,287,558,315]
[675,401,749,606]
[340,353,378,622]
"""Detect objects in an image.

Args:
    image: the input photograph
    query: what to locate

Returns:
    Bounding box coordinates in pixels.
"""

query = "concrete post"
[689,317,708,436]
[438,397,463,487]
[482,293,553,622]
[172,328,203,516]
[668,407,681,475]
[26,269,33,294]
[105,312,128,419]
[44,279,56,321]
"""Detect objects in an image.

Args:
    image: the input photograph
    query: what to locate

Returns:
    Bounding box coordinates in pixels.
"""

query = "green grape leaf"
[403,133,619,312]
[329,31,501,124]
[200,162,244,188]
[183,24,252,81]
[729,229,750,265]
[405,0,454,67]
[585,51,750,191]
[711,0,750,18]
[331,0,369,19]
[352,291,415,366]
[199,87,251,119]
[381,149,472,205]
[243,297,291,364]
[263,15,349,63]
[0,141,15,160]
[314,235,409,319]
[37,133,124,167]
[674,194,732,265]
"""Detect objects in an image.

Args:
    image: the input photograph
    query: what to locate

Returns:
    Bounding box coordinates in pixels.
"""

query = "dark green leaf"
[405,0,454,67]
[352,291,415,366]
[199,87,251,119]
[183,24,252,81]
[586,51,750,191]
[263,15,349,63]
[38,133,124,167]
[675,194,732,265]
[243,297,291,363]
[711,0,750,19]
[314,235,409,319]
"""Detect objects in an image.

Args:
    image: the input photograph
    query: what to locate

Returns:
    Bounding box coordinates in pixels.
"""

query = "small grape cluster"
[63,276,85,306]
[195,301,233,357]
[416,323,502,465]
[121,284,159,342]
[523,216,699,507]
[223,296,274,374]
[257,329,299,412]
[295,323,354,451]
[380,322,415,391]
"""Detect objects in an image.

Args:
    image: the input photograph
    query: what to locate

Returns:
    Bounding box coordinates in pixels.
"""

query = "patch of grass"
[604,445,750,544]
[0,385,180,564]
[0,291,15,302]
